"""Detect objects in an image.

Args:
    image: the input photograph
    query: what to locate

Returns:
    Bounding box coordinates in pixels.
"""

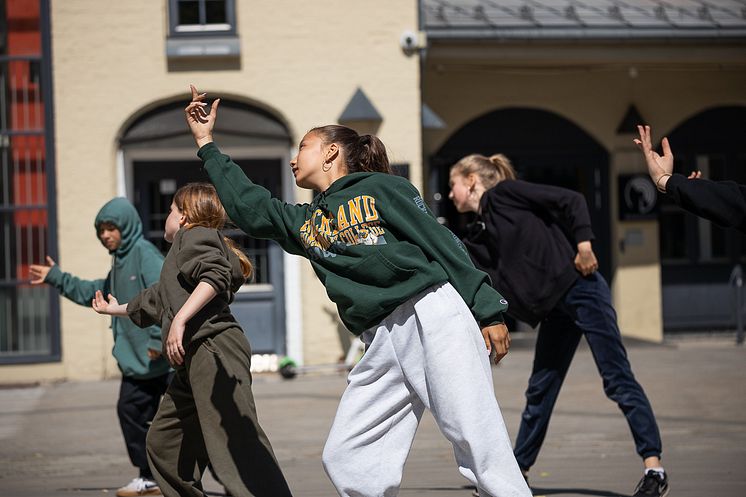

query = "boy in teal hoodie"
[30,198,169,497]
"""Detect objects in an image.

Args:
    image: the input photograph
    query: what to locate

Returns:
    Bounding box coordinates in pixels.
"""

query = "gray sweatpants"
[322,282,531,497]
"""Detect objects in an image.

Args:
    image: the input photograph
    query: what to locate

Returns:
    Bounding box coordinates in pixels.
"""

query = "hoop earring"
[322,161,332,172]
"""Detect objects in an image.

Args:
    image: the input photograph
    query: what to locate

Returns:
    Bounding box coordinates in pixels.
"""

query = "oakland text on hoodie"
[197,142,508,335]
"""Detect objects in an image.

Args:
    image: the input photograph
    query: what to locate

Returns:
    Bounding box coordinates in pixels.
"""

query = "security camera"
[400,30,425,53]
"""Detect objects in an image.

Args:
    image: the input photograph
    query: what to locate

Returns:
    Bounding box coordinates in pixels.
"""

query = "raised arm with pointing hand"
[634,124,746,233]
[185,84,218,148]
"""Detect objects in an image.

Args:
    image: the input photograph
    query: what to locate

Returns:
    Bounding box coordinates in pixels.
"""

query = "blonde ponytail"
[451,153,516,189]
[488,154,516,181]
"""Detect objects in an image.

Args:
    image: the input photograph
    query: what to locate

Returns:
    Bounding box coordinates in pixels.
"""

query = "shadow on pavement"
[56,488,118,492]
[530,486,628,497]
[403,485,480,492]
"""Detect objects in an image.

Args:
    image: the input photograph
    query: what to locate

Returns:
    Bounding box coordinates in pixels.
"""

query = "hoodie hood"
[94,198,144,256]
[309,172,378,218]
[314,172,377,203]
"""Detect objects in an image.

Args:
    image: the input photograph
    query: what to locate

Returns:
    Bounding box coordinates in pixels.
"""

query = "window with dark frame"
[0,0,60,364]
[169,0,236,36]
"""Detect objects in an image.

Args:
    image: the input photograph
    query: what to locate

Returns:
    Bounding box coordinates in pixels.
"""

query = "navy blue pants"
[513,272,662,470]
[118,373,171,479]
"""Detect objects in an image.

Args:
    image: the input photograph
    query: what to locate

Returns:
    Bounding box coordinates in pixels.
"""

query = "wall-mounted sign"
[618,174,658,220]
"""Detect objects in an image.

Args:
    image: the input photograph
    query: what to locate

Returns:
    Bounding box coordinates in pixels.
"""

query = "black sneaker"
[633,471,669,497]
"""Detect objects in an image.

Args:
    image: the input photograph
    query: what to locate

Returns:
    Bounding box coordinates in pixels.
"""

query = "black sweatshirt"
[462,180,594,327]
[666,174,746,234]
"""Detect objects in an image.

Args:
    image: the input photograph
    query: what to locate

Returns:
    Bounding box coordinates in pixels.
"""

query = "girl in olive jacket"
[93,183,293,497]
[182,87,531,497]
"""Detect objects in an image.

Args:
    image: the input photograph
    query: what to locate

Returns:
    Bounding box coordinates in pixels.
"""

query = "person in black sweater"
[635,124,746,233]
[448,153,669,497]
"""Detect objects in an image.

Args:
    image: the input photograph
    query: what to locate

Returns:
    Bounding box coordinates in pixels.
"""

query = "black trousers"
[514,273,662,470]
[118,373,171,479]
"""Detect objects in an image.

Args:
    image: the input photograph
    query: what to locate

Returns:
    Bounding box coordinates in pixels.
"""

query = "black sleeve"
[498,181,594,244]
[666,174,746,234]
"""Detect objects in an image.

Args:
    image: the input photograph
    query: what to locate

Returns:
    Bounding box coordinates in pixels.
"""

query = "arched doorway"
[119,98,292,354]
[659,106,746,330]
[430,107,611,279]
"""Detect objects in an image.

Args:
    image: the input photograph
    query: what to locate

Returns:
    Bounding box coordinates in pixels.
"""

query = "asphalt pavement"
[1,333,744,497]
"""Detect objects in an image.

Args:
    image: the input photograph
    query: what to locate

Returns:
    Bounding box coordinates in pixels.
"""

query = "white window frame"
[168,0,236,37]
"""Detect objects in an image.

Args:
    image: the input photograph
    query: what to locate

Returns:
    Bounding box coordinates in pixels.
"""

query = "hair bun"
[359,134,372,146]
[488,153,512,171]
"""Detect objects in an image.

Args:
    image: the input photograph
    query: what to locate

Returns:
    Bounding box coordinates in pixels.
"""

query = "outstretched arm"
[92,290,128,316]
[185,86,308,254]
[30,256,108,306]
[634,125,703,190]
[634,125,746,233]
[634,125,676,192]
[29,256,56,284]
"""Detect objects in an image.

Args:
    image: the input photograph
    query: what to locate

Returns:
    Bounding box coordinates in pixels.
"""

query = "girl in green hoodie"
[183,87,531,497]
[92,183,293,497]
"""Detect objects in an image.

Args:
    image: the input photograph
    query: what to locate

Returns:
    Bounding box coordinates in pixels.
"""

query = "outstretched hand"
[91,290,126,316]
[29,256,56,284]
[481,323,511,364]
[633,125,674,191]
[185,84,219,148]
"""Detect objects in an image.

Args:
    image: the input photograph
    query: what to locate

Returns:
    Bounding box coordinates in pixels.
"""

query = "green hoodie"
[45,198,169,379]
[199,143,508,334]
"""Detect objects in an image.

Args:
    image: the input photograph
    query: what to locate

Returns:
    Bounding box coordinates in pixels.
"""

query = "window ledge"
[166,35,240,58]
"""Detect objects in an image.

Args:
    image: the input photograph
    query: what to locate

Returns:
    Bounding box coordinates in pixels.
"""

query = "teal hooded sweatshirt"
[45,198,170,379]
[199,143,508,334]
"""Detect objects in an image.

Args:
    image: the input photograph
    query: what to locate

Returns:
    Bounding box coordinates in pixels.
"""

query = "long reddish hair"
[173,183,252,279]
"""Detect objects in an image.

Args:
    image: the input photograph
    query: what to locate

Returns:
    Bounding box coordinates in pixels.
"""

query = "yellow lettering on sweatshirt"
[337,205,349,230]
[362,195,379,221]
[348,197,364,225]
